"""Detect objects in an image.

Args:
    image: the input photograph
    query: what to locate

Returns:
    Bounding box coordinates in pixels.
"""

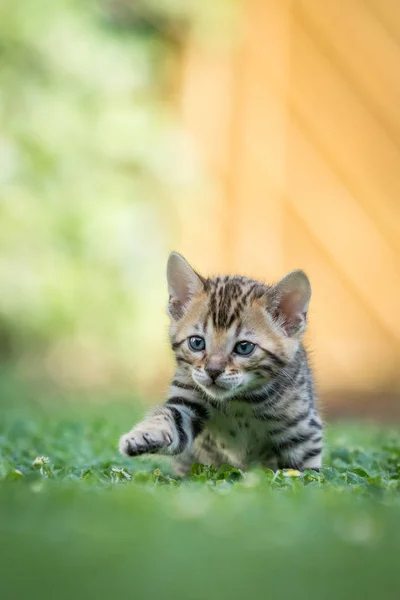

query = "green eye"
[234,341,255,356]
[188,336,205,352]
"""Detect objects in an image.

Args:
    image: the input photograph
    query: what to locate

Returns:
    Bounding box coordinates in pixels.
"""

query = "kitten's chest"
[204,402,268,459]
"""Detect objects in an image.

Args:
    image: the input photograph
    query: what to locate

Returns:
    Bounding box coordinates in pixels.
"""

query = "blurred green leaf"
[1,384,400,600]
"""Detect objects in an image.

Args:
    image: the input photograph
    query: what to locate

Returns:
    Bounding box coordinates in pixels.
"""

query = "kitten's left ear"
[269,270,311,336]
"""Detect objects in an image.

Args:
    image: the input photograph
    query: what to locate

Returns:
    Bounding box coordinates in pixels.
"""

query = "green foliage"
[1,413,399,495]
[1,384,399,495]
[0,383,400,600]
[0,0,206,382]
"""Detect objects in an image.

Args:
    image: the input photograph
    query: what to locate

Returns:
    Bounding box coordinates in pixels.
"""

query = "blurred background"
[1,0,399,420]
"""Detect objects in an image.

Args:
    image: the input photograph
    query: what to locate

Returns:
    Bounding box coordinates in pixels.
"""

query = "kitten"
[119,253,323,474]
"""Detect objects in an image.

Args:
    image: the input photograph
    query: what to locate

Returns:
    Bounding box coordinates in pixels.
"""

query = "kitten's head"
[167,253,311,400]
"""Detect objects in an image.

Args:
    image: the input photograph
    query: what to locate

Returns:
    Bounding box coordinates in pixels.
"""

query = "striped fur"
[119,253,323,473]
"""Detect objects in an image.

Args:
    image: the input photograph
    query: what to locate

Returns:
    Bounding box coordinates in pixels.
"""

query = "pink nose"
[205,367,223,382]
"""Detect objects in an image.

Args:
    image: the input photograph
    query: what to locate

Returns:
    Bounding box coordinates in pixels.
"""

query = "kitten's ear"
[167,252,205,320]
[269,270,311,336]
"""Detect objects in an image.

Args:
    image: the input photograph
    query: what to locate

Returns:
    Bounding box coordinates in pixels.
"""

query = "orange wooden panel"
[289,11,400,245]
[366,0,400,43]
[297,0,400,138]
[284,203,399,392]
[178,0,400,396]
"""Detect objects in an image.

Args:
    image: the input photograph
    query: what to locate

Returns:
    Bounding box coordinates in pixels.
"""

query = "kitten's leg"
[172,435,234,475]
[119,397,209,458]
[195,433,233,469]
[260,455,279,471]
[276,440,323,471]
[119,409,176,457]
[271,409,323,471]
[172,449,198,476]
[301,447,322,470]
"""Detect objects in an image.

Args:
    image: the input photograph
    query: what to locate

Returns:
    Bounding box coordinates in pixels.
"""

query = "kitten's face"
[167,255,311,401]
[171,294,288,399]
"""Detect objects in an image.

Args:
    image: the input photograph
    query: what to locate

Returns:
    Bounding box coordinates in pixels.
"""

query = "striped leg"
[301,447,322,470]
[119,396,209,458]
[276,434,323,471]
[277,446,322,471]
[268,412,323,471]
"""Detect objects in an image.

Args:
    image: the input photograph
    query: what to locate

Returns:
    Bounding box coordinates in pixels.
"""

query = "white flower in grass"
[110,466,131,481]
[32,456,50,467]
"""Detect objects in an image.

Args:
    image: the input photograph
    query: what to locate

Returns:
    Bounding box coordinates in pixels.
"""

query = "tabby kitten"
[119,253,323,473]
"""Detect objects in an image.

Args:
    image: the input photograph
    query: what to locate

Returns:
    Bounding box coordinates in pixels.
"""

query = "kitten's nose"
[206,367,223,382]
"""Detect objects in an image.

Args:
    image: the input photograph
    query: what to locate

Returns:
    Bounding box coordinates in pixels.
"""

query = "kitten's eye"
[234,341,255,356]
[188,336,205,352]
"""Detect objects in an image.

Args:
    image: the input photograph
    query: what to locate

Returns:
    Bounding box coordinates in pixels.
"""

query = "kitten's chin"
[197,383,239,401]
[194,376,269,401]
[194,378,256,401]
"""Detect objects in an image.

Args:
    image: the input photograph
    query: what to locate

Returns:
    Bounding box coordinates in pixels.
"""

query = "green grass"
[0,375,400,600]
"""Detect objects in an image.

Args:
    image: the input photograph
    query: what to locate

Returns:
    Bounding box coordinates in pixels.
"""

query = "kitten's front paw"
[119,426,172,457]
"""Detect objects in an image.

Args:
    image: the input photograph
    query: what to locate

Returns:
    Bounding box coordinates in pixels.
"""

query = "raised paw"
[119,425,173,457]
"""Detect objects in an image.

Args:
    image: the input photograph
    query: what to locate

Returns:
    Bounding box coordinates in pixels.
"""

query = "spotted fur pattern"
[119,253,323,473]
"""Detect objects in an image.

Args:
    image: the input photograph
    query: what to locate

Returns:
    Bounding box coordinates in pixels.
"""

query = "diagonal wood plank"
[289,16,400,245]
[366,0,400,44]
[284,204,399,391]
[296,0,400,150]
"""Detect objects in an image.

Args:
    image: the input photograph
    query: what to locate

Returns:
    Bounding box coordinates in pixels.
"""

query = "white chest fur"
[202,401,271,465]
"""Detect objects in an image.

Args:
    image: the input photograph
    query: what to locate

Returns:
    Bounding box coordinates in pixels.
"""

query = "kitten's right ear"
[167,253,204,320]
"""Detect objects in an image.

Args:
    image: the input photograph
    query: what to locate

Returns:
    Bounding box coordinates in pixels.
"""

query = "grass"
[0,373,400,600]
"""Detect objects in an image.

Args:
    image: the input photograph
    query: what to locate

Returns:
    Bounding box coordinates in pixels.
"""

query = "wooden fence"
[178,0,400,406]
